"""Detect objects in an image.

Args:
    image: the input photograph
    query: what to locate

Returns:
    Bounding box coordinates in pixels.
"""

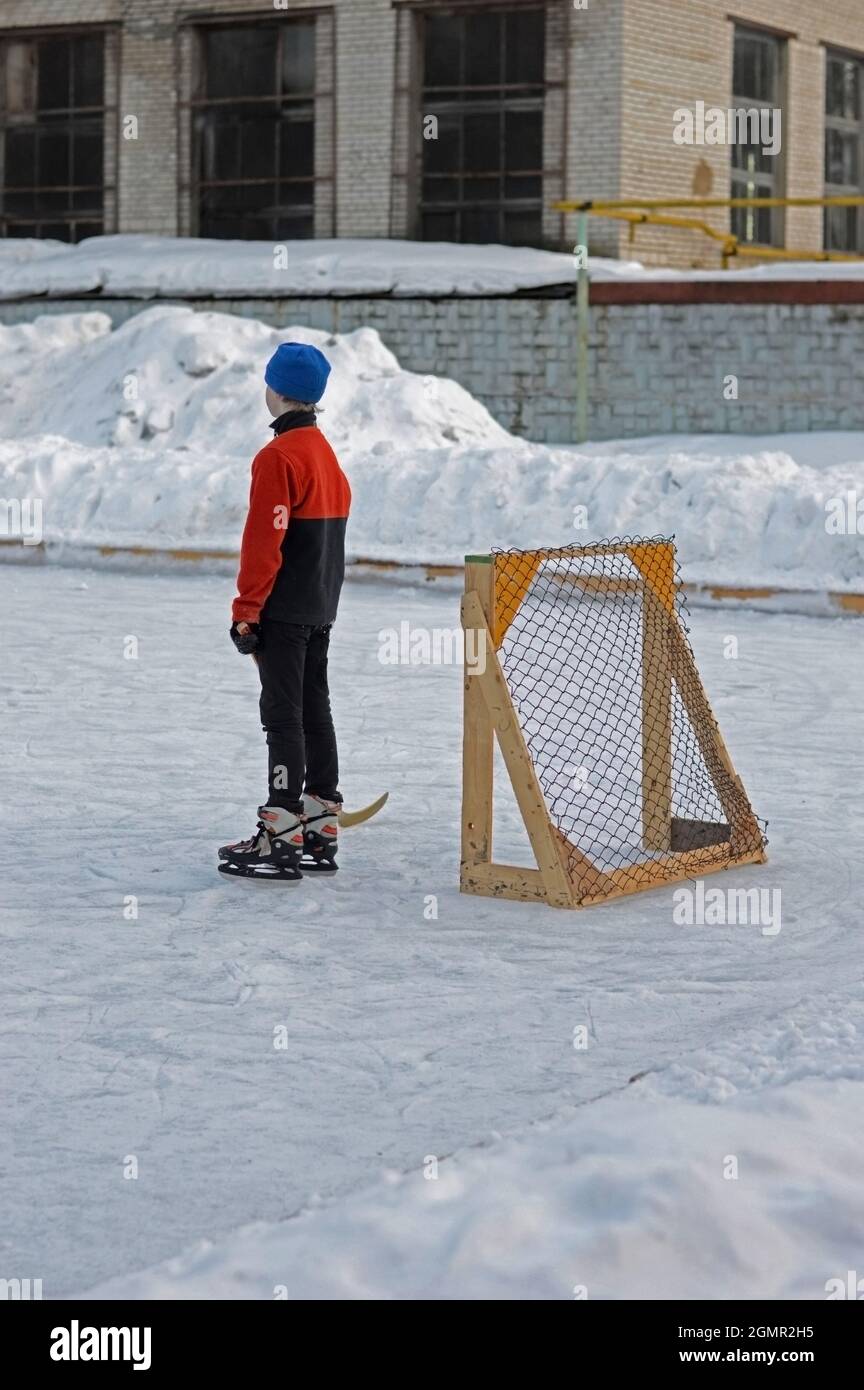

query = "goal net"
[461,537,766,909]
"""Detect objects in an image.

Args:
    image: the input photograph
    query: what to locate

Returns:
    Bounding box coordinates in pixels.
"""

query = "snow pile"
[0,305,861,593]
[2,234,864,302]
[0,236,69,269]
[347,432,864,592]
[0,234,580,300]
[81,989,864,1300]
[0,307,506,455]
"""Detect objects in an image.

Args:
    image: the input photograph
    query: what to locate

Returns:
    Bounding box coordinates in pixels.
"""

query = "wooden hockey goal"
[459,539,767,909]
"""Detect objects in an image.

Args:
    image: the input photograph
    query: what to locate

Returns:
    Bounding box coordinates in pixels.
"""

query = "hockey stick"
[338,791,389,828]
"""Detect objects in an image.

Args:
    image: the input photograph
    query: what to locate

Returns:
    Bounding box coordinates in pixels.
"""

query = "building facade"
[0,0,863,266]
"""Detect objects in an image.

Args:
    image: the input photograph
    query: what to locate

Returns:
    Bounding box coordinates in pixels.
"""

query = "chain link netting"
[492,538,766,895]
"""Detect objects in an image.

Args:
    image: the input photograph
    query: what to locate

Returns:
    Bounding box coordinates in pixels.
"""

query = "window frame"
[415,2,549,247]
[0,23,117,242]
[824,47,864,254]
[186,14,323,242]
[730,23,786,250]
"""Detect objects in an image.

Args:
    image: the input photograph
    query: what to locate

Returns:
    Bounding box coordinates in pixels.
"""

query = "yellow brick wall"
[612,0,864,266]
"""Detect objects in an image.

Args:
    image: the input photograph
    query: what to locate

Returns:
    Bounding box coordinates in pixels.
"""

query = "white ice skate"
[218,806,305,882]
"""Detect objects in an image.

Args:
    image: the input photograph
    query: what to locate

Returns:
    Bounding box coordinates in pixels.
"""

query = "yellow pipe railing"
[557,195,864,211]
[553,195,864,267]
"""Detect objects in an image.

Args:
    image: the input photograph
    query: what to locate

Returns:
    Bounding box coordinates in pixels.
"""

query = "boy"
[218,341,351,882]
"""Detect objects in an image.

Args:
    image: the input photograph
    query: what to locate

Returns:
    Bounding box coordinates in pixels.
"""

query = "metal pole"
[576,210,590,445]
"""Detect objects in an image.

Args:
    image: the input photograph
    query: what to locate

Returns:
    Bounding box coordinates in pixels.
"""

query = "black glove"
[230,621,261,655]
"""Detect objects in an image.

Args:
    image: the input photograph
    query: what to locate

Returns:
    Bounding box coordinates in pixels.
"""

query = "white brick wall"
[0,0,394,236]
[1,290,856,442]
[3,1,864,262]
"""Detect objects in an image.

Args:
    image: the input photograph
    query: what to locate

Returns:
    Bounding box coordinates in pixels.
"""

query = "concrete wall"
[2,289,859,442]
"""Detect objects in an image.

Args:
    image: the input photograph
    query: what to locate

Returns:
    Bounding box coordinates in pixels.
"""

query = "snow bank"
[0,234,580,300]
[0,306,861,592]
[2,234,864,302]
[0,307,507,456]
[0,306,508,552]
[0,305,861,591]
[0,236,69,269]
[81,989,864,1299]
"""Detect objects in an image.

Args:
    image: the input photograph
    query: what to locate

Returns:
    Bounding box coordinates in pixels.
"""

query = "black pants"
[257,620,340,813]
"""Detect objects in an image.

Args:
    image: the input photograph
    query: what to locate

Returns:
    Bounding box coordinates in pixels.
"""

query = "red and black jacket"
[232,411,351,627]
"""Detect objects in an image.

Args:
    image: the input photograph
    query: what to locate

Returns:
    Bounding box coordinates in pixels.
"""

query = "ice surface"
[0,565,861,1298]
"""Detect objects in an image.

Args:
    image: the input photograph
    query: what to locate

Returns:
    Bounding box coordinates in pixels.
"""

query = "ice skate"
[300,792,341,873]
[218,806,304,882]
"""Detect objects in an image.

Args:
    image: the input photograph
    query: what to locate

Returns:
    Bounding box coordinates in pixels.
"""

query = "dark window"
[824,52,864,253]
[193,20,316,240]
[0,32,105,241]
[732,29,779,104]
[419,6,545,246]
[730,26,784,247]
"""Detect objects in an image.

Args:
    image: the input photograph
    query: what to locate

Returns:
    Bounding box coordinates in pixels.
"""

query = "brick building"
[0,0,863,265]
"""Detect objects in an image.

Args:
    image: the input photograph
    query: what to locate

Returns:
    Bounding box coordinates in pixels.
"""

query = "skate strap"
[259,812,303,841]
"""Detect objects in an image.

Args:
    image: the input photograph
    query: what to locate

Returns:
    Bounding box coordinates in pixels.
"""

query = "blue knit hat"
[265,342,331,403]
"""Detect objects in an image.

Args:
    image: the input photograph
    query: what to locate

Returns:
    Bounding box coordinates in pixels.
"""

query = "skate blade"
[299,859,338,875]
[218,862,302,883]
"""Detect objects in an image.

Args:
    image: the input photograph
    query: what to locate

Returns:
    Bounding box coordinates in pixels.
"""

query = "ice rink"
[1,564,861,1297]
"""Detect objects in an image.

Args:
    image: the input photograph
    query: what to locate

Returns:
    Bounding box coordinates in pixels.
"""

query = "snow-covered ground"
[1,563,862,1299]
[1,306,862,595]
[2,234,863,301]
